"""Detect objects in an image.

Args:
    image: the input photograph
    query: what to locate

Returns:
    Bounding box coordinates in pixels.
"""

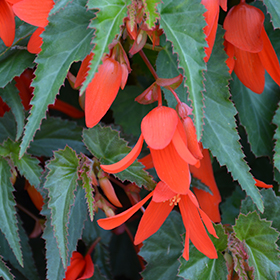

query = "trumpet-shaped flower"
[101,106,201,194]
[0,0,54,47]
[64,251,94,280]
[223,0,280,93]
[98,181,218,260]
[202,0,227,62]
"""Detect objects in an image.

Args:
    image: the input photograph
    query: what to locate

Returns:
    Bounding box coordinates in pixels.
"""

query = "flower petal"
[254,178,273,189]
[97,191,153,230]
[138,153,154,170]
[234,46,265,94]
[49,99,85,119]
[13,0,54,27]
[172,126,199,165]
[134,200,173,245]
[219,0,227,11]
[64,252,86,280]
[99,177,122,208]
[141,106,178,149]
[179,195,217,259]
[198,208,217,238]
[101,134,144,174]
[0,0,15,47]
[79,254,94,280]
[190,148,221,223]
[27,27,44,54]
[259,27,280,88]
[150,144,191,194]
[152,181,176,203]
[85,57,122,128]
[224,2,264,52]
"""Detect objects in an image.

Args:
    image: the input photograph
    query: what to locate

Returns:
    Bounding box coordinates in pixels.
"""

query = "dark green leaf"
[262,0,280,28]
[0,158,23,267]
[28,116,88,157]
[0,81,24,140]
[221,187,246,225]
[0,216,39,280]
[157,0,207,139]
[111,86,156,136]
[19,0,94,157]
[234,212,280,280]
[156,37,191,109]
[231,73,278,158]
[273,105,280,173]
[139,211,184,280]
[0,257,14,280]
[44,146,79,268]
[202,27,263,212]
[83,125,155,190]
[0,51,34,88]
[81,0,127,92]
[0,112,17,143]
[83,211,112,279]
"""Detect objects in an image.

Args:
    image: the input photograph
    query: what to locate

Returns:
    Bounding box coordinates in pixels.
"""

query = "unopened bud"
[176,102,192,119]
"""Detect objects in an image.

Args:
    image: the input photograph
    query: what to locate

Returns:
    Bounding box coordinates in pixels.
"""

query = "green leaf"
[0,50,34,88]
[0,112,17,143]
[111,86,156,136]
[0,81,24,140]
[0,216,40,280]
[202,27,263,212]
[81,0,127,92]
[241,188,280,247]
[139,211,185,280]
[28,116,88,157]
[233,212,280,280]
[83,125,155,190]
[262,0,280,29]
[221,187,246,225]
[179,224,228,280]
[0,257,14,280]
[273,105,280,173]
[19,0,94,157]
[143,0,160,29]
[0,158,23,267]
[157,0,207,139]
[44,146,79,268]
[42,205,65,280]
[231,72,278,158]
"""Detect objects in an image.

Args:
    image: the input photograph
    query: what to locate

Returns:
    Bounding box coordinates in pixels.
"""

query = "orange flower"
[25,181,44,211]
[190,147,221,223]
[0,0,54,47]
[202,0,227,62]
[98,181,218,260]
[64,251,94,280]
[223,0,280,93]
[101,106,201,194]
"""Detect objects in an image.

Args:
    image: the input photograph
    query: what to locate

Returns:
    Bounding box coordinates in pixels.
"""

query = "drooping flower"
[202,0,227,62]
[0,0,54,47]
[101,106,201,194]
[223,0,280,93]
[98,181,218,260]
[83,41,130,128]
[64,251,94,280]
[189,146,221,223]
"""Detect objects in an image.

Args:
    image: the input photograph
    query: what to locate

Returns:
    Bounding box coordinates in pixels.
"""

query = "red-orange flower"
[0,0,54,47]
[202,0,227,62]
[98,181,218,260]
[101,106,201,194]
[190,147,221,223]
[25,181,44,211]
[64,251,94,280]
[223,0,280,93]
